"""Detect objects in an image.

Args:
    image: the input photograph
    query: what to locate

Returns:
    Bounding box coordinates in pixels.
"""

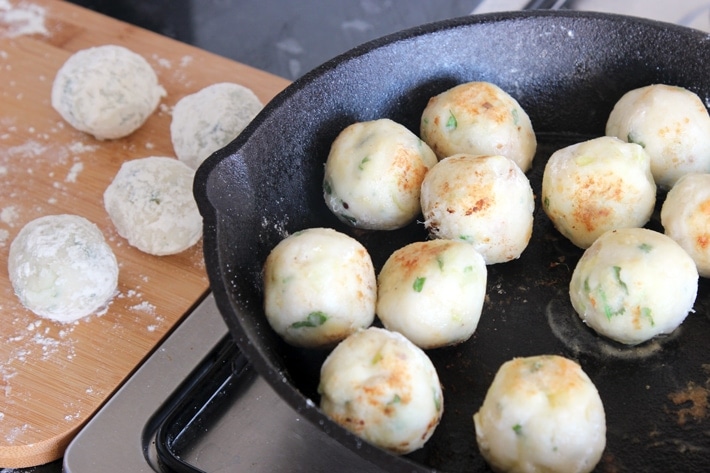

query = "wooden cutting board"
[0,0,290,467]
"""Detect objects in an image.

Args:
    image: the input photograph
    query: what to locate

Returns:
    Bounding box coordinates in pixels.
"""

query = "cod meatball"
[262,227,376,348]
[606,84,710,188]
[420,81,536,171]
[377,239,487,349]
[661,173,710,277]
[542,136,656,249]
[323,118,438,230]
[473,355,606,473]
[420,154,534,264]
[569,228,698,345]
[319,327,444,455]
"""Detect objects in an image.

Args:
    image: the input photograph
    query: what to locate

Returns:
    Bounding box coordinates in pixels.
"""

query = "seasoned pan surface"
[195,11,710,472]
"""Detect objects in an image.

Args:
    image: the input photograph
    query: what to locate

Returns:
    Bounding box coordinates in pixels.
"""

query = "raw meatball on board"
[51,45,166,140]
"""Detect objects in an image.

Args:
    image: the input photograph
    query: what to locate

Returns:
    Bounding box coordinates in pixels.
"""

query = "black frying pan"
[194,11,710,472]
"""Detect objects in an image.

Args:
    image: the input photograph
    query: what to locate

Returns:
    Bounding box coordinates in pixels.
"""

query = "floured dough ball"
[103,157,202,256]
[473,355,606,473]
[420,81,536,171]
[542,136,656,249]
[8,214,119,323]
[376,239,487,349]
[569,228,698,345]
[606,84,710,188]
[661,173,710,277]
[323,118,438,230]
[319,327,443,455]
[420,154,534,264]
[51,45,166,140]
[263,227,376,348]
[170,82,263,169]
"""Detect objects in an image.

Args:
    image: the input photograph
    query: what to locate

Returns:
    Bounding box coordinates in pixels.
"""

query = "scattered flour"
[129,300,155,315]
[1,205,18,226]
[65,161,83,182]
[67,141,98,154]
[179,55,193,67]
[7,139,46,158]
[0,0,48,38]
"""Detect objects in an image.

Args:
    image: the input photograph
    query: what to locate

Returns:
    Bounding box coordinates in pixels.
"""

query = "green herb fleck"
[642,307,655,326]
[463,265,473,273]
[323,179,332,195]
[511,108,520,125]
[543,196,550,209]
[149,191,162,205]
[358,156,371,170]
[291,311,328,329]
[612,266,628,294]
[434,389,442,412]
[388,394,402,405]
[413,277,426,292]
[513,424,523,436]
[446,111,457,130]
[372,351,383,365]
[600,287,625,321]
[638,243,653,253]
[436,255,445,270]
[459,234,474,242]
[339,212,358,226]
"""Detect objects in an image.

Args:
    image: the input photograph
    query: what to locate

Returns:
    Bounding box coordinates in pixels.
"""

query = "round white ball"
[51,45,166,140]
[542,136,656,249]
[263,227,376,348]
[606,84,710,188]
[170,82,263,169]
[323,118,438,230]
[420,81,536,171]
[473,355,606,473]
[569,228,698,345]
[420,154,534,264]
[661,173,710,277]
[376,239,487,349]
[319,327,443,455]
[8,214,119,323]
[103,157,202,256]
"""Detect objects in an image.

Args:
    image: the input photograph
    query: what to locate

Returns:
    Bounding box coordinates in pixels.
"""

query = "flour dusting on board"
[0,0,48,38]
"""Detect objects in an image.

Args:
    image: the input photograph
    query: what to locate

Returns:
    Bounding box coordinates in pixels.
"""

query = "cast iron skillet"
[194,11,710,472]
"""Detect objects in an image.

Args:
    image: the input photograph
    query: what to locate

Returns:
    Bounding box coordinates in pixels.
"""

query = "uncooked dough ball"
[170,82,263,169]
[103,157,202,256]
[376,239,487,349]
[8,214,119,323]
[263,227,376,348]
[661,173,710,277]
[319,327,443,455]
[569,228,698,345]
[420,81,537,171]
[323,118,438,230]
[420,154,534,264]
[606,84,710,188]
[51,45,166,140]
[473,355,606,473]
[542,136,656,249]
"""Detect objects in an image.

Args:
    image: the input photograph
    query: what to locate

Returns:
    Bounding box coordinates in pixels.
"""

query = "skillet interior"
[195,10,710,472]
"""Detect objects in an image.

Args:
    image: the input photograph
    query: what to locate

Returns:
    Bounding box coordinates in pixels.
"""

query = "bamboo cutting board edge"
[0,0,290,467]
